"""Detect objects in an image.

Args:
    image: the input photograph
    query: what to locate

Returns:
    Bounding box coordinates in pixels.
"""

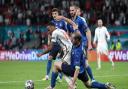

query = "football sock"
[51,72,58,88]
[86,66,95,80]
[46,60,52,76]
[91,81,107,89]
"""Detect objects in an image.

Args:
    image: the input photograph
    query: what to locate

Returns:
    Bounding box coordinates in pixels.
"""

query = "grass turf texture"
[0,61,128,89]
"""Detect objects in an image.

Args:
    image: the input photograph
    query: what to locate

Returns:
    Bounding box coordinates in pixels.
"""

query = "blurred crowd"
[0,0,128,50]
[0,0,128,26]
[0,27,48,50]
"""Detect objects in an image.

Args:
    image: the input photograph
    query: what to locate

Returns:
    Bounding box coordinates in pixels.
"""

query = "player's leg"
[56,50,64,82]
[85,60,95,81]
[82,42,95,81]
[43,55,53,80]
[61,62,76,89]
[43,43,61,81]
[97,47,101,69]
[79,71,112,89]
[46,61,62,89]
[51,61,62,88]
[104,50,115,68]
[97,52,101,69]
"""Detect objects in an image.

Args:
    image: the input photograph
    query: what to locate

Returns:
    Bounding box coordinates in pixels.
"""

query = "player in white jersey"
[37,22,75,89]
[51,28,72,64]
[37,22,72,64]
[93,19,114,69]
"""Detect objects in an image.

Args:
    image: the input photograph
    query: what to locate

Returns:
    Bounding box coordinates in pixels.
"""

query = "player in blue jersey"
[37,8,77,81]
[64,5,95,81]
[51,8,68,32]
[46,32,115,89]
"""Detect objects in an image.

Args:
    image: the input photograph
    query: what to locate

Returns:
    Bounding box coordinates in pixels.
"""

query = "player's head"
[97,19,103,27]
[47,22,56,34]
[76,6,81,16]
[69,5,77,17]
[72,31,82,45]
[52,8,60,20]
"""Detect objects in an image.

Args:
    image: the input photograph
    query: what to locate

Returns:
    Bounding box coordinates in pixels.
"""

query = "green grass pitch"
[0,61,128,89]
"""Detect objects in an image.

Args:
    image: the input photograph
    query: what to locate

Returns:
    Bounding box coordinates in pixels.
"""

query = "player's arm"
[56,16,78,30]
[86,28,92,50]
[37,31,57,57]
[105,27,110,41]
[37,43,53,57]
[93,29,97,46]
[72,66,80,84]
[80,18,92,50]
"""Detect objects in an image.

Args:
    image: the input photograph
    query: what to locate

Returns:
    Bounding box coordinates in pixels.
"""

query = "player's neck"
[98,26,103,28]
[72,16,77,21]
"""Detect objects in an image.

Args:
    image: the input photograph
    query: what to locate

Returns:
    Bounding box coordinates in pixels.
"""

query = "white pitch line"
[95,74,128,78]
[0,74,128,84]
[0,80,43,84]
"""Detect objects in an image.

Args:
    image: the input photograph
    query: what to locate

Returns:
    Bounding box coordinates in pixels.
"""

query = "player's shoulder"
[95,27,99,31]
[79,16,86,22]
[102,26,108,31]
[102,26,107,29]
[51,19,55,23]
[77,16,85,21]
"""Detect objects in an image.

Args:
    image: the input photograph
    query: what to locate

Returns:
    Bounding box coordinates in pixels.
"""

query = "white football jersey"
[94,26,110,54]
[94,26,110,44]
[51,28,72,64]
[51,28,72,50]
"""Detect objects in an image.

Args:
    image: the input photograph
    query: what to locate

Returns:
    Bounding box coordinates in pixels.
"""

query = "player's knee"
[54,62,62,70]
[54,62,58,68]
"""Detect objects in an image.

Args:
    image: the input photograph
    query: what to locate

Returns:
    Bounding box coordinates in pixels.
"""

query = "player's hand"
[55,16,64,21]
[37,53,42,57]
[88,44,93,51]
[73,24,78,30]
[93,42,97,48]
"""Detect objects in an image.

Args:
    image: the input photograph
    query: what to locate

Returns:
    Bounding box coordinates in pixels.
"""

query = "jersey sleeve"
[105,27,110,41]
[93,28,98,43]
[62,20,68,32]
[51,31,57,43]
[67,24,75,33]
[80,18,89,32]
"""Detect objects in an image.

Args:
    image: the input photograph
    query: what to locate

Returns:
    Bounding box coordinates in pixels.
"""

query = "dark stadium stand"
[0,0,128,50]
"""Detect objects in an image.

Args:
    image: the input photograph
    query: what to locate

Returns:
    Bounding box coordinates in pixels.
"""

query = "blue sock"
[51,72,58,88]
[86,66,95,80]
[46,60,52,76]
[91,81,107,89]
[59,72,63,79]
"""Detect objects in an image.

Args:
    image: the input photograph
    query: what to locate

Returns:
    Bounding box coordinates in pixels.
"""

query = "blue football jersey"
[71,45,85,74]
[67,16,89,44]
[51,19,67,32]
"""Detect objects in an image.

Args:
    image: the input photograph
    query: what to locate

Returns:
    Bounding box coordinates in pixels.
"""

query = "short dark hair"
[70,5,78,9]
[73,32,82,42]
[52,8,60,14]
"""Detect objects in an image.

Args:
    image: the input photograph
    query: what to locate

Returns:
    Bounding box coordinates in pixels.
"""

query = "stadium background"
[0,0,128,89]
